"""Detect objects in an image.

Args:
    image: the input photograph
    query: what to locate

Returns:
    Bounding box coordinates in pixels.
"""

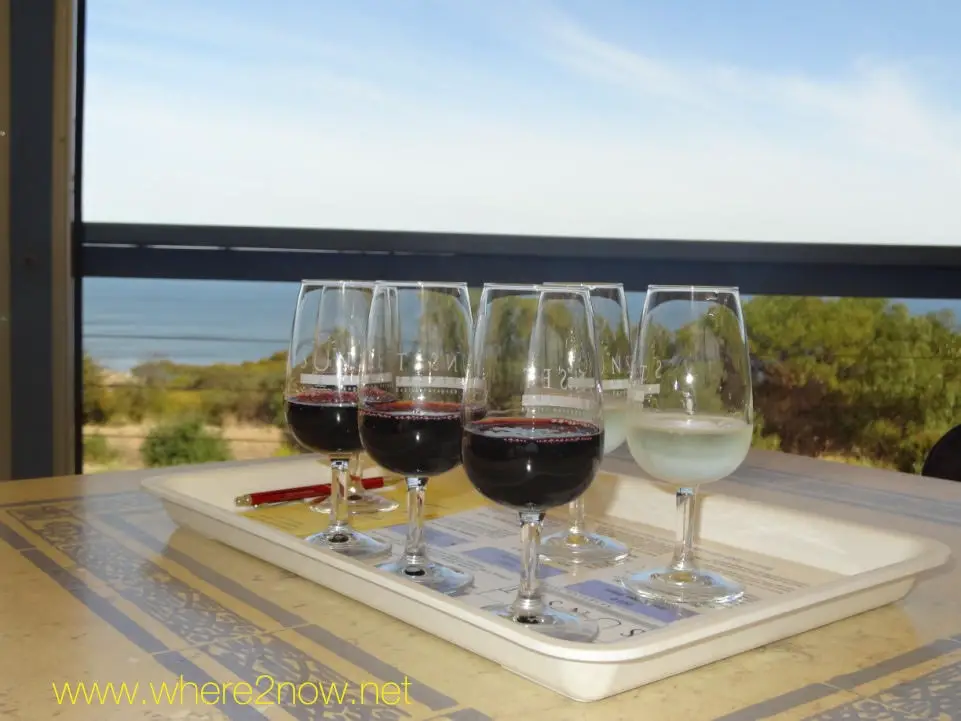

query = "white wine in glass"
[624,285,753,606]
[539,282,631,566]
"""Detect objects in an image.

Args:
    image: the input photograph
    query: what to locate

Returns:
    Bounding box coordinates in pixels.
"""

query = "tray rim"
[141,463,952,664]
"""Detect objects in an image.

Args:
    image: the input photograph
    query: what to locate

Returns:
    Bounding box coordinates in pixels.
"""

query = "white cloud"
[535,13,711,108]
[537,9,961,164]
[82,3,961,246]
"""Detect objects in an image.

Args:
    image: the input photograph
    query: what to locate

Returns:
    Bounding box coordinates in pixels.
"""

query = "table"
[1,449,959,720]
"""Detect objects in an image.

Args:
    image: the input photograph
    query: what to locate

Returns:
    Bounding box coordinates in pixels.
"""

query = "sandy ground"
[82,421,284,474]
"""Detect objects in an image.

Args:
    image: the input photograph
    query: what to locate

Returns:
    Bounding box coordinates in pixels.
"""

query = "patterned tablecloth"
[1,448,959,721]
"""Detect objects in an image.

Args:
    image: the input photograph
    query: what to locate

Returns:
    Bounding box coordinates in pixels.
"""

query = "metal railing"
[82,222,961,298]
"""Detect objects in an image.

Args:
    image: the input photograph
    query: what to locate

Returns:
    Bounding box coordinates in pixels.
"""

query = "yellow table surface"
[1,447,960,721]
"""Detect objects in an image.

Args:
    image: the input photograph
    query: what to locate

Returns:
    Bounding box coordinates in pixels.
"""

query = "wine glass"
[285,280,391,559]
[359,282,475,595]
[624,285,753,605]
[462,284,604,641]
[540,283,631,566]
[306,281,404,514]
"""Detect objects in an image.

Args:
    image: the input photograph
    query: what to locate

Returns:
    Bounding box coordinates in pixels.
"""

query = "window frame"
[9,0,961,479]
[5,0,77,480]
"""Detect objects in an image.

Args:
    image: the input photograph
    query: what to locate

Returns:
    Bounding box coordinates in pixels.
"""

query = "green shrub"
[83,433,118,465]
[141,419,232,468]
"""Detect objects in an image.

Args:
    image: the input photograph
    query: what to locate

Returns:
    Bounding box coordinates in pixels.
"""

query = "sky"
[82,0,961,245]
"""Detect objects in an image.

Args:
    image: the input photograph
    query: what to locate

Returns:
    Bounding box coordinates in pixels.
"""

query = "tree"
[743,296,961,472]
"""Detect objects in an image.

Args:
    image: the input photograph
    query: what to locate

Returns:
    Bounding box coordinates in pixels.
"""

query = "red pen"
[234,476,388,507]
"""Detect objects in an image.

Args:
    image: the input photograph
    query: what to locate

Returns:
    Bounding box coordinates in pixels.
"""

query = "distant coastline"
[83,278,961,371]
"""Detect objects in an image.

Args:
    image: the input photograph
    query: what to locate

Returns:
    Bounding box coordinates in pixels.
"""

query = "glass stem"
[566,498,587,540]
[345,455,362,501]
[326,456,351,536]
[403,477,428,570]
[512,511,546,621]
[669,487,698,572]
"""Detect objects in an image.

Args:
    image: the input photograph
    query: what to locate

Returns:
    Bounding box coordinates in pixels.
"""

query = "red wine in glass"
[285,280,390,560]
[359,400,463,476]
[285,391,361,454]
[288,391,399,515]
[359,281,475,596]
[463,418,602,509]
[461,284,604,642]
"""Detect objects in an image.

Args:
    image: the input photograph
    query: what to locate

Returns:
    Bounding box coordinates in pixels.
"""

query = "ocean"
[83,278,298,370]
[82,278,961,370]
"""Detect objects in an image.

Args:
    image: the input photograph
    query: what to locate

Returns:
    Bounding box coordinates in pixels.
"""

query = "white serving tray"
[142,457,950,702]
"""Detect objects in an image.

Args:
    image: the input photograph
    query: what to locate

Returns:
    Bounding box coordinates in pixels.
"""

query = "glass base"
[304,528,391,560]
[485,603,599,643]
[623,566,744,606]
[540,530,630,566]
[377,558,474,596]
[308,491,399,515]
